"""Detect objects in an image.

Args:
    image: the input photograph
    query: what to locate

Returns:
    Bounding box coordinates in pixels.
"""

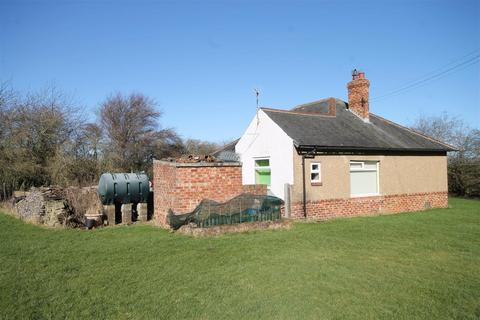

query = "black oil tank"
[98,173,150,205]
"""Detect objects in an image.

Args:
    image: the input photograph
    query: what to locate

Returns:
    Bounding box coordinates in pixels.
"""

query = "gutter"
[301,155,306,218]
[296,145,453,154]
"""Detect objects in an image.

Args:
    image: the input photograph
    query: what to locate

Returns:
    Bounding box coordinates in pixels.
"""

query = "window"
[310,162,321,183]
[255,159,271,186]
[350,161,379,197]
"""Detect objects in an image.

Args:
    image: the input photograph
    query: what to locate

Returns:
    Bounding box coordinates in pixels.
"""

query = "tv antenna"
[254,88,261,124]
[254,88,260,110]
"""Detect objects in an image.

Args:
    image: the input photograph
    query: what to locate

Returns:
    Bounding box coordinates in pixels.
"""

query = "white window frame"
[349,160,380,197]
[254,157,271,189]
[310,162,321,183]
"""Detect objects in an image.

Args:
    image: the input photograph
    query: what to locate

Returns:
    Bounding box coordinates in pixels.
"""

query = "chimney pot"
[351,69,358,80]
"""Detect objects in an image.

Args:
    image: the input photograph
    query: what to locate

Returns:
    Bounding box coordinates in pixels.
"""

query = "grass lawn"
[0,198,479,319]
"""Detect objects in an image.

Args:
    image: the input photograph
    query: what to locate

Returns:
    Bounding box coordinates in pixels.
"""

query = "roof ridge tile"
[261,107,337,118]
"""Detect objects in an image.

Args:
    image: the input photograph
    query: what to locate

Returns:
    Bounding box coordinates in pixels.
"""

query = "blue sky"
[1,0,479,142]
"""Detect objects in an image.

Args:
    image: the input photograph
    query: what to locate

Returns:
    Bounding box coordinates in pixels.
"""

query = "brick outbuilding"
[153,160,266,227]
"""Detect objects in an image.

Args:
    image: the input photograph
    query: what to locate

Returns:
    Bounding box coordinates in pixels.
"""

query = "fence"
[168,194,284,230]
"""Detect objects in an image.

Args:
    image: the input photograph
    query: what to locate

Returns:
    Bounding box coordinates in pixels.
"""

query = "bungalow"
[234,70,455,219]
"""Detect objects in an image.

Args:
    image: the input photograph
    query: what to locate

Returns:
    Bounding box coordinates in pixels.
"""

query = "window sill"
[311,182,323,186]
[350,193,380,198]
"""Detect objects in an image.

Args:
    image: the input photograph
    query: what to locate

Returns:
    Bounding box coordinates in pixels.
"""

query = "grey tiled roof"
[212,139,239,156]
[262,99,455,152]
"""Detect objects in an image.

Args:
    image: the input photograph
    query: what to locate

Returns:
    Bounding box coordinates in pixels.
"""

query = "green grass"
[0,198,479,319]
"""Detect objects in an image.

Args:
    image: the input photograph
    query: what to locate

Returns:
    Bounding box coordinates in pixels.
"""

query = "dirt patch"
[176,219,293,237]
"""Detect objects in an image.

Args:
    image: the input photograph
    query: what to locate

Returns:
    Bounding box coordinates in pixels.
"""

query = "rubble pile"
[14,186,102,228]
[15,187,67,227]
[164,154,217,163]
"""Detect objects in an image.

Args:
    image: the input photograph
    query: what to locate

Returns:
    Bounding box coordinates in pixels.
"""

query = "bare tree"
[183,139,220,155]
[0,86,189,196]
[99,93,183,172]
[82,123,103,160]
[411,113,480,197]
[412,113,470,156]
[151,128,185,159]
[47,122,105,187]
[0,85,86,196]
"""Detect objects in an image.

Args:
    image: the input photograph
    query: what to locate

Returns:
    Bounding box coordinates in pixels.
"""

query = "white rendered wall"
[235,109,294,200]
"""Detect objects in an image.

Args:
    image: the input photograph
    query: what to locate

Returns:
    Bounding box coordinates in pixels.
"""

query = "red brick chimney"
[347,69,370,121]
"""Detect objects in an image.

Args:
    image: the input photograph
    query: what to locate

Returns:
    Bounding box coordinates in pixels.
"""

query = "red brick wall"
[173,165,243,213]
[153,160,266,227]
[153,161,177,226]
[242,184,268,195]
[290,191,448,220]
[347,75,370,120]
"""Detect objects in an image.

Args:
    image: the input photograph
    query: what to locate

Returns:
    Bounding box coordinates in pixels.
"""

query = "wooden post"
[3,183,6,201]
[284,183,291,218]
